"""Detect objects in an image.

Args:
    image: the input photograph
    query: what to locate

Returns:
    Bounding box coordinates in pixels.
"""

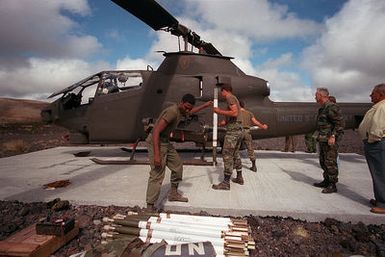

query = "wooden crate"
[0,221,79,257]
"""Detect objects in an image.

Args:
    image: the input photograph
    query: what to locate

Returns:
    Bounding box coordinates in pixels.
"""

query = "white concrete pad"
[0,146,382,224]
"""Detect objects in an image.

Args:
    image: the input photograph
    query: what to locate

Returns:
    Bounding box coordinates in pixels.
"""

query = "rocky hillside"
[0,97,48,123]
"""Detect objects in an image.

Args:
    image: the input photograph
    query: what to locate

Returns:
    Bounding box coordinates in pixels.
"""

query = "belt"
[363,138,385,143]
[227,122,242,130]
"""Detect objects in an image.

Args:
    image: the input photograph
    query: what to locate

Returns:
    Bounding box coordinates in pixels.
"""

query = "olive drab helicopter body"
[41,0,371,145]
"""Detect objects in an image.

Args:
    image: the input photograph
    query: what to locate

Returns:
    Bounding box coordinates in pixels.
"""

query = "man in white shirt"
[358,83,385,214]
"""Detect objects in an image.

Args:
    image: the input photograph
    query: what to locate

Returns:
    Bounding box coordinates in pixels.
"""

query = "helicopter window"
[116,72,143,90]
[96,79,119,96]
[81,83,98,104]
[105,81,119,94]
[62,92,81,109]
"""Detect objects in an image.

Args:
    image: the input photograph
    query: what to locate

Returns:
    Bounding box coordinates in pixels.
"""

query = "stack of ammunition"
[101,211,255,257]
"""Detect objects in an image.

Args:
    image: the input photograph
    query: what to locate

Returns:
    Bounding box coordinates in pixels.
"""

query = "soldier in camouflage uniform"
[313,88,345,193]
[239,100,268,172]
[146,94,212,210]
[212,84,244,190]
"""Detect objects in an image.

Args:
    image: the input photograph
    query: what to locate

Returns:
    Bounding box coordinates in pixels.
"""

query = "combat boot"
[249,160,257,172]
[213,175,231,190]
[313,178,329,188]
[145,203,156,212]
[321,183,337,194]
[168,184,188,202]
[212,180,230,190]
[232,171,244,185]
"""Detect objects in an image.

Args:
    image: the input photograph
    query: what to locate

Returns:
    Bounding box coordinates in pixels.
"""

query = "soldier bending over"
[146,94,212,210]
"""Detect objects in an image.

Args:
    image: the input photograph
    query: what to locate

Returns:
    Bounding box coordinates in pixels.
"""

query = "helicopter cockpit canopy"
[48,70,143,99]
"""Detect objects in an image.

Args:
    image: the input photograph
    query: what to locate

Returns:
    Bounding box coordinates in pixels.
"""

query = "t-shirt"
[240,109,254,128]
[156,104,181,141]
[226,94,242,124]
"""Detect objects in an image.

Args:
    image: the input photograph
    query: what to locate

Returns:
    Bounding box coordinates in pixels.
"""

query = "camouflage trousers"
[319,141,339,183]
[145,136,183,205]
[243,129,256,161]
[223,126,244,177]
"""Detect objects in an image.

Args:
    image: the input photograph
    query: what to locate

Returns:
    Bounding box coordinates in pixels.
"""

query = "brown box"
[0,221,79,257]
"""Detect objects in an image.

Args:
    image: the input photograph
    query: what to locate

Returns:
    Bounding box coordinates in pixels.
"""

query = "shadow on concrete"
[256,151,367,164]
[281,168,370,207]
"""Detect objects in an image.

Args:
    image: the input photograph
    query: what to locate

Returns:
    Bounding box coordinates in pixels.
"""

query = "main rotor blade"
[111,0,221,56]
[200,42,221,56]
[111,0,178,31]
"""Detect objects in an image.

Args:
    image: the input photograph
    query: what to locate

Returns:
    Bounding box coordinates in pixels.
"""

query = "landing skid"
[90,158,213,166]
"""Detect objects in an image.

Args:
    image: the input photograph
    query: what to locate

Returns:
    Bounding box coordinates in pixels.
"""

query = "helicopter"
[41,0,371,148]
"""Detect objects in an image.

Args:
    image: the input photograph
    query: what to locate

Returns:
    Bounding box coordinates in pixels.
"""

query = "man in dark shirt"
[146,94,212,210]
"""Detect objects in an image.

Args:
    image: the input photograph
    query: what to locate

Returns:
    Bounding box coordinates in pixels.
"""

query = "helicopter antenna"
[111,0,222,56]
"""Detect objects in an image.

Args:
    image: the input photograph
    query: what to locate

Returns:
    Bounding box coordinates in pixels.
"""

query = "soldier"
[239,100,268,172]
[283,136,296,152]
[145,94,212,210]
[329,95,337,103]
[212,83,243,190]
[313,88,345,193]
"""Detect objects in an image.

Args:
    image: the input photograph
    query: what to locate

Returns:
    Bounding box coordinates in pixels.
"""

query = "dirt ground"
[1,122,384,257]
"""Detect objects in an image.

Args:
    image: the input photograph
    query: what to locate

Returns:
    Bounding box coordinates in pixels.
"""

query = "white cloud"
[252,54,313,101]
[0,58,109,99]
[0,0,100,63]
[260,53,293,69]
[183,0,322,42]
[116,57,157,71]
[302,0,385,102]
[0,0,106,98]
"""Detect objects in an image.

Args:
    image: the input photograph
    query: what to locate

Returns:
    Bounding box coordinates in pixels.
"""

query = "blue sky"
[0,0,384,102]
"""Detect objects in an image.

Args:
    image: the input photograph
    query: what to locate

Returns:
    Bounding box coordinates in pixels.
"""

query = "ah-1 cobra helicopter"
[41,0,371,148]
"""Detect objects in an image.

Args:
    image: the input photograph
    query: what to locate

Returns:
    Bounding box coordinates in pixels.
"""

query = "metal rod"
[213,86,219,165]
